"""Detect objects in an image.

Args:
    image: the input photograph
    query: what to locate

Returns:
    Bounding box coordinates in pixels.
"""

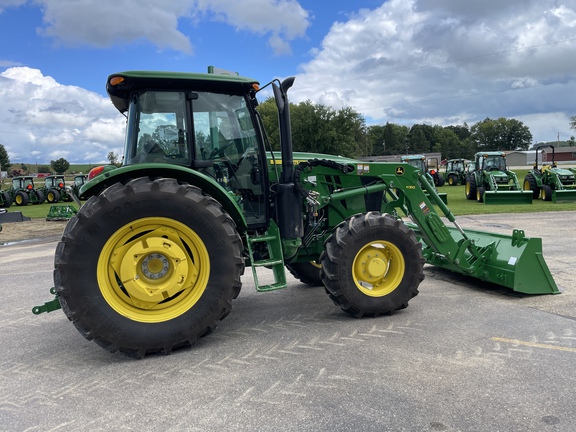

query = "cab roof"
[106,70,260,113]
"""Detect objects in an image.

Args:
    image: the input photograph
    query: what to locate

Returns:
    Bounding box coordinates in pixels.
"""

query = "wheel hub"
[142,254,170,279]
[365,256,387,278]
[114,236,193,306]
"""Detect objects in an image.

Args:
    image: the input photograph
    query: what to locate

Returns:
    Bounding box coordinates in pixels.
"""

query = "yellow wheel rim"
[523,180,530,191]
[352,241,404,297]
[15,195,23,204]
[97,217,210,323]
[309,261,322,269]
[465,182,470,195]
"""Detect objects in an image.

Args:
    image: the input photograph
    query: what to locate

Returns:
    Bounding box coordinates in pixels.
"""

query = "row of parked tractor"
[407,145,576,204]
[0,174,87,208]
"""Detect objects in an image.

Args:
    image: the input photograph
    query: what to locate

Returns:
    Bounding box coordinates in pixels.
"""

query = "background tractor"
[523,145,576,202]
[33,68,558,358]
[443,158,468,186]
[43,175,73,203]
[465,151,532,204]
[426,157,445,187]
[71,174,88,199]
[7,176,46,206]
[400,155,447,203]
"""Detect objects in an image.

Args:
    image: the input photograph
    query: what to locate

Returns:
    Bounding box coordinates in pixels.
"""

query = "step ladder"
[245,221,287,292]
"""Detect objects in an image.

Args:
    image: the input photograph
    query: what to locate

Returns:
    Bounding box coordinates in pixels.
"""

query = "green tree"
[0,144,11,172]
[258,98,366,158]
[107,151,122,167]
[406,124,432,154]
[38,165,51,173]
[570,115,576,131]
[51,158,70,174]
[470,117,532,151]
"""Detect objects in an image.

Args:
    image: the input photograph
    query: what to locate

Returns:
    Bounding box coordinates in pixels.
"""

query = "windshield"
[123,90,266,226]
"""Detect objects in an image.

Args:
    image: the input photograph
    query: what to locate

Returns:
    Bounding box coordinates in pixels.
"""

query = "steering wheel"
[208,141,235,159]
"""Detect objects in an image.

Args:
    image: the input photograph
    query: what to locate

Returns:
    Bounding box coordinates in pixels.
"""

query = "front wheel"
[320,212,424,317]
[54,177,245,357]
[465,175,477,200]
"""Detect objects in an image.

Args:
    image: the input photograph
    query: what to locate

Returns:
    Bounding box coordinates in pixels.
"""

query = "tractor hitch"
[32,287,62,315]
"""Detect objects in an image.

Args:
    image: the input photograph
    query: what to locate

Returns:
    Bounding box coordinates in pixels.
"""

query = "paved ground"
[1,212,575,431]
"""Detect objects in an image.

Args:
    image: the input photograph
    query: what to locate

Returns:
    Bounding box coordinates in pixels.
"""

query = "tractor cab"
[111,78,268,227]
[13,176,35,191]
[44,175,66,190]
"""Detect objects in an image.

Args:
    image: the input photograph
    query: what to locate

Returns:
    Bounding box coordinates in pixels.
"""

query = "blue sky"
[1,0,575,165]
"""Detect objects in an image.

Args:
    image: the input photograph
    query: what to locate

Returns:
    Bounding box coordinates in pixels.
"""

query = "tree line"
[258,98,576,160]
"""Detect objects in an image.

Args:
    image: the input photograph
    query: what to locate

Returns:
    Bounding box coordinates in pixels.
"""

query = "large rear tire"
[0,191,12,208]
[47,189,61,203]
[14,191,29,206]
[320,212,424,317]
[54,177,244,357]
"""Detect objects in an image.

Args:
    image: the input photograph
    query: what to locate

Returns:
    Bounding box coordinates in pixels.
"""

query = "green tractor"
[426,157,445,187]
[523,145,576,202]
[465,151,532,204]
[443,158,468,186]
[43,175,74,203]
[400,155,447,203]
[8,176,46,206]
[71,174,88,199]
[33,68,558,357]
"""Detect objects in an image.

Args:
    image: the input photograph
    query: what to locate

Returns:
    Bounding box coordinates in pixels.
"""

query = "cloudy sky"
[1,0,575,164]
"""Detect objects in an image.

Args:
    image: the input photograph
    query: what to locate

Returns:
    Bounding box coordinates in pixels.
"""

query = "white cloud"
[24,0,309,55]
[292,0,576,142]
[0,67,124,163]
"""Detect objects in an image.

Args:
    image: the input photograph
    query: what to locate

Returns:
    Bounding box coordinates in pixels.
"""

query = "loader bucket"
[552,189,576,203]
[421,225,559,295]
[482,190,533,205]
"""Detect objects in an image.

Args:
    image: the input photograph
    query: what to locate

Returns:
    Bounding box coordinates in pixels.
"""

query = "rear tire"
[286,261,323,287]
[320,212,424,317]
[15,191,29,206]
[33,190,45,204]
[47,189,61,203]
[523,174,539,199]
[0,191,12,208]
[54,177,244,357]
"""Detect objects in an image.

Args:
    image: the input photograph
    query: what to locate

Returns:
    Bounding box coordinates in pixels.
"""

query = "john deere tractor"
[443,158,468,186]
[71,174,88,199]
[465,151,532,204]
[43,175,73,203]
[400,155,447,203]
[523,145,576,202]
[8,176,46,206]
[33,68,558,358]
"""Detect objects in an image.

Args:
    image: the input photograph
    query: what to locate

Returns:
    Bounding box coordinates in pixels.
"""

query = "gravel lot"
[0,218,67,243]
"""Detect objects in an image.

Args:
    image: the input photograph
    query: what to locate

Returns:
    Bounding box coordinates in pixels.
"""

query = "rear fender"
[79,164,248,231]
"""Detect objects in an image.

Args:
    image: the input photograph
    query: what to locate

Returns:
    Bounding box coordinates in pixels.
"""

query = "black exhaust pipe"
[272,77,303,242]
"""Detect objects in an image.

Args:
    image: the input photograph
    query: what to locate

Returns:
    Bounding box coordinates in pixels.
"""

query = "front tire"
[320,212,424,317]
[54,177,244,357]
[465,175,477,200]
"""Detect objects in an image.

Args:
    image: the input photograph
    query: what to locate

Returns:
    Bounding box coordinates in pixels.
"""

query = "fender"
[79,163,248,231]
